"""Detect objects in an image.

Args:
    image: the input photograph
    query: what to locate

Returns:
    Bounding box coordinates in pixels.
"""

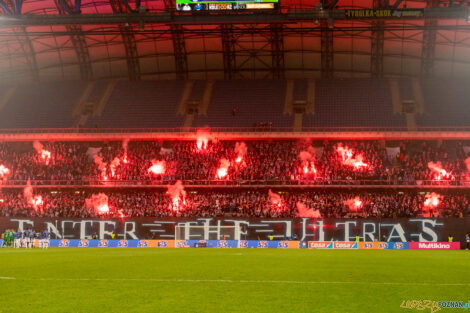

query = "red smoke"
[23,180,43,211]
[122,139,129,164]
[296,202,321,218]
[234,142,247,164]
[85,193,110,215]
[93,154,108,180]
[216,159,230,179]
[336,145,369,170]
[299,147,317,175]
[33,141,51,165]
[464,157,470,173]
[167,180,187,212]
[148,160,166,175]
[268,189,283,208]
[110,157,120,177]
[427,161,453,180]
[196,129,213,151]
[344,197,363,211]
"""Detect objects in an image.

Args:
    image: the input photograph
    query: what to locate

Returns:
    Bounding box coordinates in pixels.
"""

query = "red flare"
[33,141,52,165]
[336,146,369,170]
[302,162,317,175]
[85,193,110,215]
[428,162,453,180]
[31,195,43,210]
[148,160,166,175]
[97,203,109,214]
[110,157,120,177]
[0,165,10,178]
[424,193,442,208]
[167,180,187,212]
[216,159,230,179]
[268,189,283,209]
[344,197,363,211]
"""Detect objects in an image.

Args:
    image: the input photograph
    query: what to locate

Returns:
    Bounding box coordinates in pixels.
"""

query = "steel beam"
[221,24,236,79]
[270,23,285,79]
[109,0,141,80]
[320,20,334,78]
[54,0,93,80]
[371,0,386,77]
[170,24,188,79]
[0,8,468,26]
[421,0,439,76]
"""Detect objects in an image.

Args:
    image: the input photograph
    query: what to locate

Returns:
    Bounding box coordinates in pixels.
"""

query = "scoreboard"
[176,0,278,12]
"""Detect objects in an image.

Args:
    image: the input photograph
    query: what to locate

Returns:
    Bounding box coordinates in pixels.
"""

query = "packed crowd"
[0,140,468,185]
[0,190,468,219]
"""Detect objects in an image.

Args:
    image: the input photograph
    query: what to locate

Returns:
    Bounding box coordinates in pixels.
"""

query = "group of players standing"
[1,229,51,248]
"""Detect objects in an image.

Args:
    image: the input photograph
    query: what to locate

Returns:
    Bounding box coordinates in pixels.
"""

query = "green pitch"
[0,248,469,312]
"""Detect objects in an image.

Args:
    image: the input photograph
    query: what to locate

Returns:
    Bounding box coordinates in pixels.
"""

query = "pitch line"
[1,277,469,286]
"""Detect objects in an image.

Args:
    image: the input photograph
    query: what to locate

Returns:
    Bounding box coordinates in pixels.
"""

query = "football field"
[0,248,469,312]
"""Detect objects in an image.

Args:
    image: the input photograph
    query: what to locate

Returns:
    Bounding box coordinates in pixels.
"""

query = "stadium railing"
[1,126,470,133]
[2,179,469,188]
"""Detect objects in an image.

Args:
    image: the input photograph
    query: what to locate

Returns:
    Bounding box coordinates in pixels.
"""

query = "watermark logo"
[401,300,470,312]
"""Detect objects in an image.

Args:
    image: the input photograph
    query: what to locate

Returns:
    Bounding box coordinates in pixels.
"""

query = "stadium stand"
[303,79,406,128]
[417,79,470,127]
[193,80,292,128]
[0,82,86,128]
[85,80,185,128]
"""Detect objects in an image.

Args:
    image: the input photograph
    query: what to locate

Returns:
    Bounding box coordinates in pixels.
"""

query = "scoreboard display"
[176,0,278,11]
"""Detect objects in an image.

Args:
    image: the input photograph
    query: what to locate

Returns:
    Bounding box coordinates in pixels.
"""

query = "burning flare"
[148,160,166,175]
[234,142,247,164]
[299,147,317,175]
[85,193,110,215]
[216,159,230,179]
[336,145,369,170]
[344,197,363,211]
[0,164,10,178]
[424,192,442,208]
[110,157,120,177]
[33,141,51,165]
[268,189,283,208]
[23,180,43,211]
[428,161,453,180]
[167,180,187,212]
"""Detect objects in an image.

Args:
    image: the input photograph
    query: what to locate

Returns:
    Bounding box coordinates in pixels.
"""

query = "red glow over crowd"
[0,140,468,185]
[0,138,468,219]
[0,189,468,219]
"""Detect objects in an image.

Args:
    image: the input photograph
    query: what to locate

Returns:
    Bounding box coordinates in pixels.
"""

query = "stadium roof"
[0,0,469,83]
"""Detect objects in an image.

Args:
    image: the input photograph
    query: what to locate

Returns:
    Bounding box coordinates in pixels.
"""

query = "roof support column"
[421,0,439,76]
[221,24,236,80]
[320,20,334,78]
[170,24,188,80]
[270,23,285,79]
[109,0,141,81]
[371,0,385,77]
